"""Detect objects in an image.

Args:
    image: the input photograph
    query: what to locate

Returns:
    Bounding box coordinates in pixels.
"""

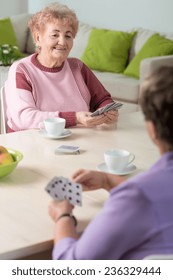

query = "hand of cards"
[45,176,82,206]
[91,101,123,117]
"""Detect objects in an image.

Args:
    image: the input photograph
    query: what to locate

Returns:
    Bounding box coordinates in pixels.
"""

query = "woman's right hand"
[72,169,108,191]
[76,111,111,127]
[72,169,127,191]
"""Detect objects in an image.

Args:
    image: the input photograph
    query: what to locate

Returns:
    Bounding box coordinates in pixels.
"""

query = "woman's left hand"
[103,110,119,124]
[48,200,74,222]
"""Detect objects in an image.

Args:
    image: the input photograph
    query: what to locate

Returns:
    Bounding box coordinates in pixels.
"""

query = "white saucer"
[97,163,137,175]
[39,129,72,139]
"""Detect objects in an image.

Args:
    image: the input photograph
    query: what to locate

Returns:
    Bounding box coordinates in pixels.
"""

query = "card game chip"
[45,176,82,206]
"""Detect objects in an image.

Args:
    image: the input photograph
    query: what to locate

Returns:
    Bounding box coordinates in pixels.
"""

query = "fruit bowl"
[0,149,23,178]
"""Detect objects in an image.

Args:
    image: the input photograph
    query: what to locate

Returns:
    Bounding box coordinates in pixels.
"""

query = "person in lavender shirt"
[48,66,173,259]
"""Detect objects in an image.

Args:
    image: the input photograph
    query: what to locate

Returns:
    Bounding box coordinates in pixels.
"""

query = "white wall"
[28,0,173,33]
[1,0,173,34]
[0,0,28,17]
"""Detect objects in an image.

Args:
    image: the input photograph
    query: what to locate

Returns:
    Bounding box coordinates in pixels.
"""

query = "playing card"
[107,102,123,111]
[55,145,80,154]
[45,176,82,206]
[90,108,102,116]
[66,180,82,206]
[91,101,123,117]
[45,176,66,200]
[104,101,123,112]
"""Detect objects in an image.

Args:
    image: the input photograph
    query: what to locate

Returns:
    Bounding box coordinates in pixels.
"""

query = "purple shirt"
[53,151,173,259]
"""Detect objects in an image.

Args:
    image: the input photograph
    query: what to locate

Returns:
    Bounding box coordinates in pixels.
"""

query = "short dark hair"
[140,66,173,150]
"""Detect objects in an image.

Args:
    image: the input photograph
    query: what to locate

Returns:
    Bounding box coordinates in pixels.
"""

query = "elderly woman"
[48,66,173,259]
[5,2,118,132]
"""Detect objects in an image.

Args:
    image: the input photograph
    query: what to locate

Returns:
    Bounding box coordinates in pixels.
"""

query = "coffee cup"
[104,149,135,171]
[40,117,66,136]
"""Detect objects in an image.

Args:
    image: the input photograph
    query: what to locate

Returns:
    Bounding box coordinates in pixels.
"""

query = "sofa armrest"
[140,55,173,83]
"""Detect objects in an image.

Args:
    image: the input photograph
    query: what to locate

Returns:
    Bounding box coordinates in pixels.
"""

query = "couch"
[4,14,173,114]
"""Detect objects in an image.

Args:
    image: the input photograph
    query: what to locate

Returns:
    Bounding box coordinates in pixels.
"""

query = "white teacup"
[104,149,135,171]
[41,117,66,136]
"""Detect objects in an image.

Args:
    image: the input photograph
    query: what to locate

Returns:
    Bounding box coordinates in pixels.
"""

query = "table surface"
[0,112,159,259]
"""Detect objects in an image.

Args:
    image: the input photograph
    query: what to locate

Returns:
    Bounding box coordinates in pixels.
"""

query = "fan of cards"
[91,101,123,117]
[45,176,82,206]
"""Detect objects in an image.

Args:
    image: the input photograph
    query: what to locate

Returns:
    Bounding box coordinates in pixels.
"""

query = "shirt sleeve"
[52,182,156,260]
[81,62,114,111]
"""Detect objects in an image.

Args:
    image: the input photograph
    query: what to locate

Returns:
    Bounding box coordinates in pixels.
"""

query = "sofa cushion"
[10,14,32,53]
[26,31,35,54]
[69,21,92,59]
[129,28,173,61]
[129,28,156,61]
[124,33,173,78]
[81,28,136,73]
[0,17,19,47]
[93,71,139,103]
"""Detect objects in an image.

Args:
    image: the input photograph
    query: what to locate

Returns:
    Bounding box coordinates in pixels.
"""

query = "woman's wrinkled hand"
[103,110,119,124]
[76,110,119,128]
[72,169,127,192]
[72,169,108,191]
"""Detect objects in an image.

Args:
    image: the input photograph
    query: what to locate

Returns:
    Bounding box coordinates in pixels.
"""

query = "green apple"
[0,146,14,165]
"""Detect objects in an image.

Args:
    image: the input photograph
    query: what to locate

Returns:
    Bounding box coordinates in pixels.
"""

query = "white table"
[0,112,159,259]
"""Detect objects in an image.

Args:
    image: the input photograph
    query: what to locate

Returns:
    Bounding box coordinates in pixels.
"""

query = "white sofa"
[8,14,173,114]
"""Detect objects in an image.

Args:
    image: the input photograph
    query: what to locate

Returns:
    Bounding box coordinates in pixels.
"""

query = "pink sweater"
[5,54,113,131]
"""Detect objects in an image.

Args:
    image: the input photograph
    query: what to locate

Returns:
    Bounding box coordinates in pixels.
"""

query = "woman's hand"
[103,110,119,124]
[48,200,78,243]
[48,200,74,222]
[72,169,108,191]
[72,169,127,191]
[76,110,119,127]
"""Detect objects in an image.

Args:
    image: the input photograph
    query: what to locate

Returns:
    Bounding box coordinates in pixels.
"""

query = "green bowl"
[0,149,23,178]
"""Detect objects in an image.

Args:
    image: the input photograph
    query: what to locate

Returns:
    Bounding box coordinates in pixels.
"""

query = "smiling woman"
[28,2,79,63]
[5,2,119,133]
[32,20,74,68]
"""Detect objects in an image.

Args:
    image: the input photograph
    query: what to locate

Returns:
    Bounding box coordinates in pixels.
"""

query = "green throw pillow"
[0,17,19,46]
[0,17,24,60]
[124,33,173,79]
[81,28,136,73]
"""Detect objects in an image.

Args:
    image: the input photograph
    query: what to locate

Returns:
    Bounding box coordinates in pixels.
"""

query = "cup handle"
[38,122,44,130]
[127,153,135,166]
